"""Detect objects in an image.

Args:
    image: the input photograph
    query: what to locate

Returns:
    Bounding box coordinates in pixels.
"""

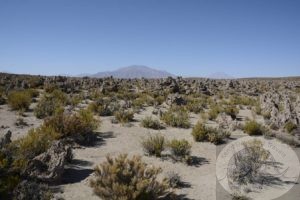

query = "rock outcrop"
[25,141,72,183]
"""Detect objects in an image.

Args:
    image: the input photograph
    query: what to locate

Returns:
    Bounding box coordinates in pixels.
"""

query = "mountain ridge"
[79,65,175,79]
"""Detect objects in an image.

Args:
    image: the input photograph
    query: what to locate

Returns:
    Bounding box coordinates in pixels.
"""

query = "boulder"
[25,141,72,183]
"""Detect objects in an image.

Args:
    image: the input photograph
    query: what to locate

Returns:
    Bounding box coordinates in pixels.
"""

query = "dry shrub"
[7,90,31,111]
[208,105,221,120]
[34,91,66,119]
[284,121,297,134]
[114,109,134,124]
[11,126,60,170]
[90,154,171,200]
[44,109,99,144]
[191,121,229,144]
[229,139,270,186]
[141,116,163,130]
[161,107,190,128]
[167,139,191,162]
[244,120,263,136]
[141,135,165,157]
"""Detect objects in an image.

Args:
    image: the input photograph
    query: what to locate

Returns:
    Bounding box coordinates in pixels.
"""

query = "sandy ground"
[58,107,217,200]
[1,103,299,200]
[0,104,43,140]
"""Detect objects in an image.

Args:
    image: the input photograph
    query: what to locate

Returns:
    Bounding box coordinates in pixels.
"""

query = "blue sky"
[0,0,300,77]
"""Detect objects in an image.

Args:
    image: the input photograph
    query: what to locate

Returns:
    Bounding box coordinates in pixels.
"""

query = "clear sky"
[0,0,300,77]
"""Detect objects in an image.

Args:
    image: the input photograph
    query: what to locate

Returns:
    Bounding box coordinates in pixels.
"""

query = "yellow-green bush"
[141,135,165,157]
[186,98,204,114]
[229,95,257,106]
[223,105,239,120]
[90,154,170,200]
[7,90,31,111]
[34,93,65,119]
[208,105,221,120]
[284,121,297,133]
[191,122,207,142]
[141,116,163,130]
[244,120,263,136]
[114,109,134,124]
[132,94,155,109]
[191,121,229,144]
[44,109,99,143]
[11,126,60,170]
[161,107,190,128]
[167,139,191,162]
[88,99,119,116]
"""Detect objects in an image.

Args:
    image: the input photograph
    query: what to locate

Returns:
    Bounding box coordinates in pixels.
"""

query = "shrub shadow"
[62,167,94,184]
[82,131,115,147]
[187,156,210,167]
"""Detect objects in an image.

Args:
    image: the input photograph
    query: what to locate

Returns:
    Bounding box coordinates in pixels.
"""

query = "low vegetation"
[141,116,163,130]
[161,107,190,128]
[208,105,221,120]
[114,109,134,124]
[34,90,67,118]
[90,154,171,200]
[167,139,191,162]
[141,135,165,157]
[11,125,60,171]
[7,90,32,111]
[284,121,297,134]
[191,121,230,144]
[223,105,239,120]
[44,109,99,144]
[244,120,263,136]
[229,139,270,187]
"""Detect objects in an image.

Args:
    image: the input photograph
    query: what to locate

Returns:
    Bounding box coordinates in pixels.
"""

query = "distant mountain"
[85,65,174,79]
[207,72,235,79]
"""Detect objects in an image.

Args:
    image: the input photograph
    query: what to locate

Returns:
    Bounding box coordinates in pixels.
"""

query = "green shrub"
[90,154,170,200]
[44,109,99,143]
[114,109,134,124]
[88,99,119,116]
[284,121,297,133]
[186,98,204,114]
[223,105,239,120]
[244,120,263,136]
[161,107,190,128]
[68,94,83,107]
[191,121,229,144]
[132,94,155,109]
[141,116,163,130]
[11,126,60,170]
[208,105,220,120]
[191,122,207,142]
[141,135,165,157]
[167,139,191,162]
[34,94,64,119]
[229,95,256,106]
[7,90,31,111]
